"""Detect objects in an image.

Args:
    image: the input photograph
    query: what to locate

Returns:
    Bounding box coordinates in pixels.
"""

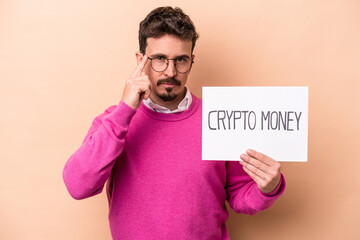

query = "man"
[63,6,285,240]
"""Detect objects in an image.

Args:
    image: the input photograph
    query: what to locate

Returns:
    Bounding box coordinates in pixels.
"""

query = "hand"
[121,55,152,110]
[239,149,281,194]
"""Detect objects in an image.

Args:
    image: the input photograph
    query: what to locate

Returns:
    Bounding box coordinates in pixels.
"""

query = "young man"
[63,7,285,240]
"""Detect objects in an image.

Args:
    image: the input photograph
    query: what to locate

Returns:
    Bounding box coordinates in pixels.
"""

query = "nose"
[164,60,177,78]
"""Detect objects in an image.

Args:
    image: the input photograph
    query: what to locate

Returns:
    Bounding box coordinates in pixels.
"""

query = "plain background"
[1,0,359,239]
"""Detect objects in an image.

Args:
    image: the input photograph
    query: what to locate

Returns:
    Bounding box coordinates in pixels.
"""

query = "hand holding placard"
[240,149,281,193]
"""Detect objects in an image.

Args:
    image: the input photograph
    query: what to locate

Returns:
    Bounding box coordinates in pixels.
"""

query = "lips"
[161,83,177,87]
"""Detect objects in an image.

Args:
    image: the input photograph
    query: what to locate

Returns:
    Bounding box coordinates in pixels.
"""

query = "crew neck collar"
[138,93,200,122]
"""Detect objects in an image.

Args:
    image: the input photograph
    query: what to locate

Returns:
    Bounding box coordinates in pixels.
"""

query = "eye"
[176,57,187,62]
[155,56,164,61]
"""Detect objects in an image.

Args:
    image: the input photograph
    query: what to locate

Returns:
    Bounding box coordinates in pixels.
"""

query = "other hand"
[121,55,152,110]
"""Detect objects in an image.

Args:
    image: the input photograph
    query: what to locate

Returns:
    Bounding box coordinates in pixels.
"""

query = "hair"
[139,6,199,54]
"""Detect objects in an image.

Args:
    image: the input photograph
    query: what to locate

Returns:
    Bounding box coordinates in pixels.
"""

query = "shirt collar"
[143,88,192,114]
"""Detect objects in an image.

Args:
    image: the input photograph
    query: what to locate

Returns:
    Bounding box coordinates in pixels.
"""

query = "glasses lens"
[176,58,192,73]
[151,58,167,72]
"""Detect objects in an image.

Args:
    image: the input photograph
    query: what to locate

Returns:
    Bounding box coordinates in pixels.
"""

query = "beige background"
[1,0,359,239]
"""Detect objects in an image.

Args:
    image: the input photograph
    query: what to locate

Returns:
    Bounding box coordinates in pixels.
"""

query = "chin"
[157,92,178,102]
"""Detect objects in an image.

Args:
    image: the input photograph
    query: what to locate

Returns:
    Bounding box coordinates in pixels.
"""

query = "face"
[136,34,194,105]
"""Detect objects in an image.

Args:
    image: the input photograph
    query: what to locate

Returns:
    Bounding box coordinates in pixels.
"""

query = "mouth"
[161,83,178,88]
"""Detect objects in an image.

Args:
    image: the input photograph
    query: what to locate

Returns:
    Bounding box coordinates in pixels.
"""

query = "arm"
[226,150,286,215]
[63,54,151,200]
[62,102,136,200]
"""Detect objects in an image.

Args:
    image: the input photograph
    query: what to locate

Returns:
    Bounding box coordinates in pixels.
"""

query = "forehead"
[146,34,192,56]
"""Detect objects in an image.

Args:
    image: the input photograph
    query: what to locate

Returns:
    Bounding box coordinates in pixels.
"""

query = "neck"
[150,88,187,111]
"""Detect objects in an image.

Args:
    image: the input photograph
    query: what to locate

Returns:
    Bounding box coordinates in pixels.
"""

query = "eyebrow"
[150,53,191,59]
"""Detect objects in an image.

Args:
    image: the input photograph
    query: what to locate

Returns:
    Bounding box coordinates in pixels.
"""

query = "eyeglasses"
[147,55,194,74]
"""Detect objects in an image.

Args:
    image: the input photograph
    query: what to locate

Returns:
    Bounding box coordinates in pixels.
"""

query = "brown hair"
[139,6,199,54]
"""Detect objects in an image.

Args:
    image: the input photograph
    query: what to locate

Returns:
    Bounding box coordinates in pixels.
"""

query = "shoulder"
[191,93,202,105]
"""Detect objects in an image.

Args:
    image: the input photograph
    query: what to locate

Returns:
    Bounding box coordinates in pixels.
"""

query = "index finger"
[131,55,148,78]
[245,149,275,166]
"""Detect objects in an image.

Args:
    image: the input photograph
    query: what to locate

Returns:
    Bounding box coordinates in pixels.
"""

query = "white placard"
[202,86,308,162]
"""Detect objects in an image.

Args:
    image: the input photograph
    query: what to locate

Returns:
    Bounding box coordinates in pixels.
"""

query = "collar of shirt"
[142,88,192,114]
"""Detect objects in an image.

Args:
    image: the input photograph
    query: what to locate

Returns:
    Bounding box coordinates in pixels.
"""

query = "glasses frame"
[147,56,194,74]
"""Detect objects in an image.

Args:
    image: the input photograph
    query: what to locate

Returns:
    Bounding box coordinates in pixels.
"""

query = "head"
[137,7,199,106]
[139,7,199,55]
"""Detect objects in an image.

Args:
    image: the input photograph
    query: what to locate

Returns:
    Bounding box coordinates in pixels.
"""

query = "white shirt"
[142,88,192,113]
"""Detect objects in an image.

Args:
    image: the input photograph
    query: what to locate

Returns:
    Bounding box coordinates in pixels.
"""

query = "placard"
[202,86,308,162]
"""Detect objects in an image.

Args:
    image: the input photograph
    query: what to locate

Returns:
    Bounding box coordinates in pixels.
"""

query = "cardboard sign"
[202,86,308,162]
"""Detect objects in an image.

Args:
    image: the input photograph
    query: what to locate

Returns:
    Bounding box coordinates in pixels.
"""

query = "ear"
[191,54,195,62]
[135,51,144,65]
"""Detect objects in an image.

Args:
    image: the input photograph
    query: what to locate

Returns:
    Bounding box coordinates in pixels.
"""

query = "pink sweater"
[63,94,285,240]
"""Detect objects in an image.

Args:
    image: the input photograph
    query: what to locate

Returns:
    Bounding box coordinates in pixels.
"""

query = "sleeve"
[62,101,136,200]
[225,161,286,215]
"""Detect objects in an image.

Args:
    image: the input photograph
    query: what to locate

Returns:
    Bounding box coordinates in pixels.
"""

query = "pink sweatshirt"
[63,94,285,240]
